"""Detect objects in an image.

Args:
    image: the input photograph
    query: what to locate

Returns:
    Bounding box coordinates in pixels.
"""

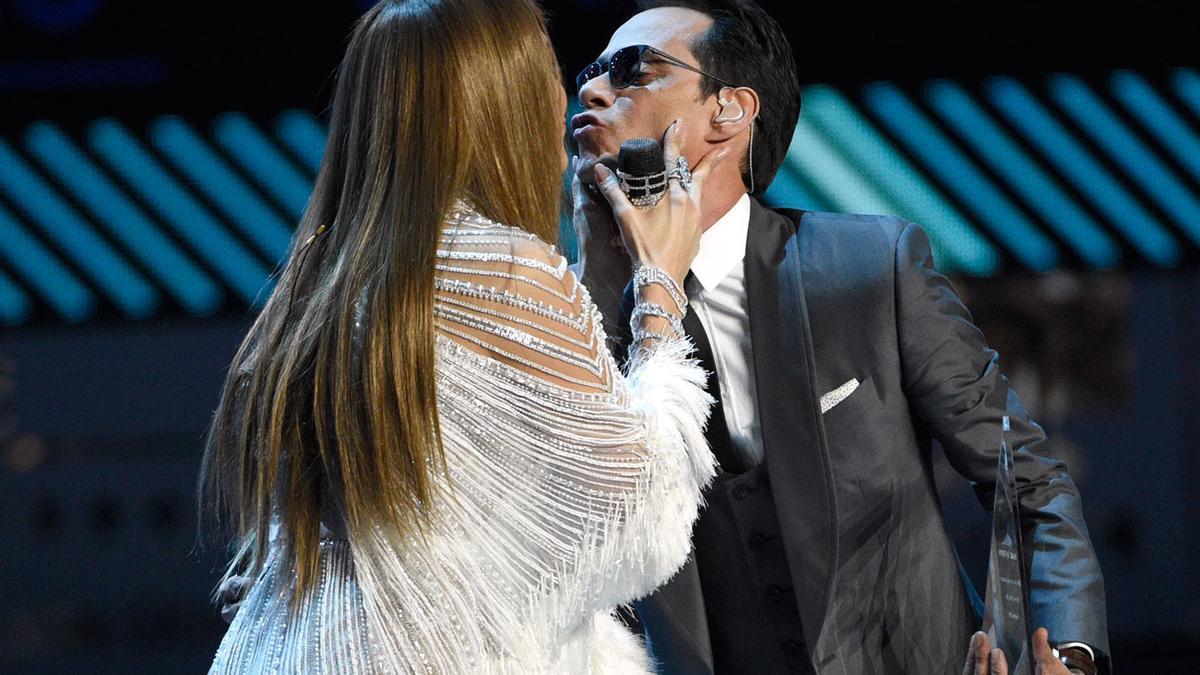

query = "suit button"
[732,485,751,500]
[749,534,767,550]
[783,640,804,658]
[765,585,784,602]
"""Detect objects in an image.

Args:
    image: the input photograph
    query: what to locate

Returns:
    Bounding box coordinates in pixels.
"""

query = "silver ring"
[666,156,693,189]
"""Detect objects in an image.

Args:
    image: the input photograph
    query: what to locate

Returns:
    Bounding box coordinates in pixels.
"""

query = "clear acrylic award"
[982,416,1034,674]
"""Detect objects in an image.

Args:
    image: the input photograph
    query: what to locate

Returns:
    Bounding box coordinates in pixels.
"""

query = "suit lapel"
[745,200,839,657]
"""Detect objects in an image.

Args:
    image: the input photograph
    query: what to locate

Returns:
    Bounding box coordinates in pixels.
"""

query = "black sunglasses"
[576,44,736,92]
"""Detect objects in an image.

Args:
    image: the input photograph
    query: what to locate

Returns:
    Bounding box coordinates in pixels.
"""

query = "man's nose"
[577,72,615,110]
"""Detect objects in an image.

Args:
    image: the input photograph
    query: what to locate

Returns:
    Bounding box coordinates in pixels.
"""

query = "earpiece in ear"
[714,96,746,124]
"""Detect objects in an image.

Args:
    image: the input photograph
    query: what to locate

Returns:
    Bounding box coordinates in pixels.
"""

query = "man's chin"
[575,152,617,186]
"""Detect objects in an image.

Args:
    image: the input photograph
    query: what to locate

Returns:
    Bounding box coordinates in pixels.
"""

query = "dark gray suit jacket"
[622,199,1110,674]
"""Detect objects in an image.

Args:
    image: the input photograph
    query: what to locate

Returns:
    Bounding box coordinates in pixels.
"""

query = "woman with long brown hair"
[200,0,725,671]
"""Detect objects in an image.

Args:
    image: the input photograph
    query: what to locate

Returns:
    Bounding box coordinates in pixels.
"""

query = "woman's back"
[209,205,716,674]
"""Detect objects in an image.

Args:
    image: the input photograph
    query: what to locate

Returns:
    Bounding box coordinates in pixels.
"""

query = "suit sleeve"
[893,221,1111,672]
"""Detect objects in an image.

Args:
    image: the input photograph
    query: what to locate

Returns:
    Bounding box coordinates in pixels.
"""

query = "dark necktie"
[681,272,745,474]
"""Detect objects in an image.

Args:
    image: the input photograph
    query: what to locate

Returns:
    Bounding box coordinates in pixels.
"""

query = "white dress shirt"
[687,192,764,466]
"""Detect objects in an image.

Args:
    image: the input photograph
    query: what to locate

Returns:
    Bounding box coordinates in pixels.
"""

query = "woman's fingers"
[662,119,693,205]
[571,156,593,217]
[660,118,684,169]
[593,163,633,221]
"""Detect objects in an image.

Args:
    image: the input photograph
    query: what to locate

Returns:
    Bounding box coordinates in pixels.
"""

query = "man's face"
[572,8,716,183]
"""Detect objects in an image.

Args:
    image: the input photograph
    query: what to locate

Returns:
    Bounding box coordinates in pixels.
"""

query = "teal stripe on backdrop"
[213,112,313,220]
[925,80,1119,268]
[1170,68,1200,120]
[4,66,1200,327]
[150,116,293,264]
[1048,74,1200,248]
[274,110,327,174]
[786,117,900,217]
[1110,71,1200,186]
[25,121,224,316]
[0,267,31,325]
[863,82,1059,272]
[802,85,999,275]
[89,118,274,305]
[761,161,830,214]
[986,77,1180,266]
[0,138,158,318]
[0,202,95,321]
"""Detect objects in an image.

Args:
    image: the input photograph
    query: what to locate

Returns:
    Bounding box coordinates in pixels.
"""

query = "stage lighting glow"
[25,122,224,317]
[0,201,95,321]
[88,118,274,306]
[150,116,292,264]
[987,77,1181,267]
[1049,74,1200,249]
[804,85,1000,277]
[0,138,157,319]
[213,113,312,221]
[926,80,1119,269]
[863,82,1059,273]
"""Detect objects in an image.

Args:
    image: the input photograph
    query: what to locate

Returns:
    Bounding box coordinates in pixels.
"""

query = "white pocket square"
[820,378,860,414]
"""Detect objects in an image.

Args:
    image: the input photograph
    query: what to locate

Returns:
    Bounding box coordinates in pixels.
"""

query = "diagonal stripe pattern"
[2,68,1199,326]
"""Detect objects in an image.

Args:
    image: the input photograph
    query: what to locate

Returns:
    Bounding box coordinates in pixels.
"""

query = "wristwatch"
[1054,644,1097,675]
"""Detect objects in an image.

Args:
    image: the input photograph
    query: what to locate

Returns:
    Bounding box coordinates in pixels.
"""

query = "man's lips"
[570,112,605,138]
[570,112,602,130]
[572,124,605,142]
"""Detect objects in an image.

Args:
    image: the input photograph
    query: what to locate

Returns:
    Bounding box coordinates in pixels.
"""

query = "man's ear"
[710,86,760,141]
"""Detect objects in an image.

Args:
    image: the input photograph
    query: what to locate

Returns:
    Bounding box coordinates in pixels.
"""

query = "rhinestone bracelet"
[632,263,688,315]
[632,325,678,345]
[631,302,685,340]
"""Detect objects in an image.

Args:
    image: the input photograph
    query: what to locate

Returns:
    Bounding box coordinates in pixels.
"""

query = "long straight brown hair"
[198,0,565,606]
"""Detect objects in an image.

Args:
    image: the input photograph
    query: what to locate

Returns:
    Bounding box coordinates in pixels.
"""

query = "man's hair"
[636,0,800,194]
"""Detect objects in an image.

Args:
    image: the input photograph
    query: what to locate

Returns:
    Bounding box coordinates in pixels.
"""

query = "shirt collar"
[690,192,751,292]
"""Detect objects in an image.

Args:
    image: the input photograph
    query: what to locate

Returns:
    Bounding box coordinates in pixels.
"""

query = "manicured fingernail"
[673,118,683,136]
[716,147,730,160]
[594,163,610,179]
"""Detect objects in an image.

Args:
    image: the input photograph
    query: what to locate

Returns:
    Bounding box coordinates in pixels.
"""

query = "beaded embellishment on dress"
[209,204,716,674]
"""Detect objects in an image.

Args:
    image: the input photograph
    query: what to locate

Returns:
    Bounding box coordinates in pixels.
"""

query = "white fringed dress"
[209,205,716,674]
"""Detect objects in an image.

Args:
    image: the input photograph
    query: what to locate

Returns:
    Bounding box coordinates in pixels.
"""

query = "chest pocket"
[820,375,879,446]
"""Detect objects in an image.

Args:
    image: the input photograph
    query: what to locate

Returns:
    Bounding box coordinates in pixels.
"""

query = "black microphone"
[617,137,667,208]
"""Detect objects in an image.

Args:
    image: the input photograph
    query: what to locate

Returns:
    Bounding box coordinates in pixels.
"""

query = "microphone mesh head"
[618,138,664,177]
[618,138,666,202]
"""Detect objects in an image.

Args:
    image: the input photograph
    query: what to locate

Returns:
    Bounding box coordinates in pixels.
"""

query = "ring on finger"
[666,156,693,189]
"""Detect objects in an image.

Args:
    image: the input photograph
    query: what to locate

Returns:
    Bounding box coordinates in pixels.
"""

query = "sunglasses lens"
[576,62,600,90]
[609,46,642,88]
[575,46,645,91]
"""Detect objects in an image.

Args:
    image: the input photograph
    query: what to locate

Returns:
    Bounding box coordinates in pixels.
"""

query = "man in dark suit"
[569,1,1110,673]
